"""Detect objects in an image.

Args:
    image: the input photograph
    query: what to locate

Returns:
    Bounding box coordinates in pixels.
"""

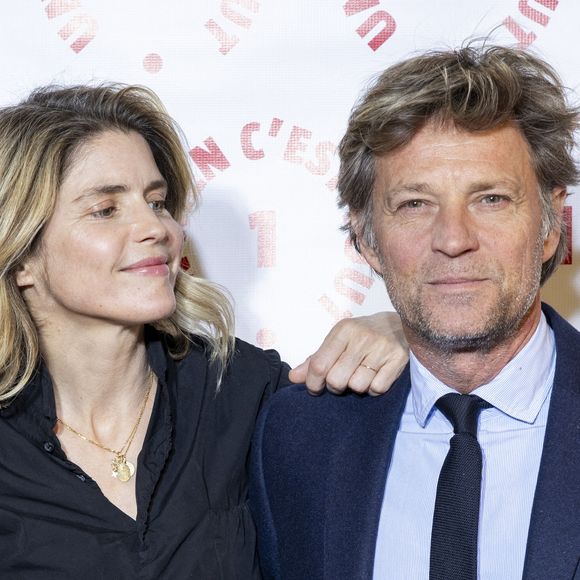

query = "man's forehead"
[373,122,538,193]
[381,119,528,155]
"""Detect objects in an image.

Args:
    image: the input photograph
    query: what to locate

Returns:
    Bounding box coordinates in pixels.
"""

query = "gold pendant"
[111,455,135,482]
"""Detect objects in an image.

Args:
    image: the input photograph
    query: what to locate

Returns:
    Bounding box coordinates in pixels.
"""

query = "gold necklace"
[56,371,155,483]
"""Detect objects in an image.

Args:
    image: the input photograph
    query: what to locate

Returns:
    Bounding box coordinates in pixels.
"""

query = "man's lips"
[429,277,486,284]
[121,256,170,275]
[427,277,488,290]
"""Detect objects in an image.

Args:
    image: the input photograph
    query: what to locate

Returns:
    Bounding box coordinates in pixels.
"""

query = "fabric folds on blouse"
[0,328,289,579]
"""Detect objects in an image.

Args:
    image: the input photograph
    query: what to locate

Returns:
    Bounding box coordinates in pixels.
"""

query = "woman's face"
[18,130,184,329]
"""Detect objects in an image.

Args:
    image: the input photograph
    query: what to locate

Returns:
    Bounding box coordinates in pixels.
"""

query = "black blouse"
[0,329,289,579]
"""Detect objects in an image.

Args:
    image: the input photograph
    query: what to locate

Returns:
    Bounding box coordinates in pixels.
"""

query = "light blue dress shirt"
[373,313,556,580]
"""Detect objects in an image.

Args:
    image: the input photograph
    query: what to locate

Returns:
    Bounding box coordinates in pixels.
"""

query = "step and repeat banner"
[2,1,578,364]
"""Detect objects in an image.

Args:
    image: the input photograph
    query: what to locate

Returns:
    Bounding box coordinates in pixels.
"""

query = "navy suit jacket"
[250,304,580,579]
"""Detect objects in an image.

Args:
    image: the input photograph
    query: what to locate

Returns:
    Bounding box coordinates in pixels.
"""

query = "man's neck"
[406,303,542,393]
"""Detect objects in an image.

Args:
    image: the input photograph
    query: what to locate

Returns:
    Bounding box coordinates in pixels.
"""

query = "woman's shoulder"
[231,337,282,366]
[223,337,291,391]
[171,334,291,396]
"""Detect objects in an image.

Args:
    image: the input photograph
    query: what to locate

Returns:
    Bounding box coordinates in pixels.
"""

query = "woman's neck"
[39,321,152,427]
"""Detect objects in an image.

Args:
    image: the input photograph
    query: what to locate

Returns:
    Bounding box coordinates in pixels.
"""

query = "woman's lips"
[121,257,170,276]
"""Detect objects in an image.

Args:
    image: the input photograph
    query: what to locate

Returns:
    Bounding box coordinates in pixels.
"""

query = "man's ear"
[542,186,567,262]
[358,237,383,275]
[352,213,383,276]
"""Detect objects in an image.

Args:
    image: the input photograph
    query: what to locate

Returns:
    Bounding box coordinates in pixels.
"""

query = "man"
[250,45,580,580]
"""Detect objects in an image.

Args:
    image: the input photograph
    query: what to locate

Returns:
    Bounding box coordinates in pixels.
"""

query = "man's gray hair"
[338,44,579,284]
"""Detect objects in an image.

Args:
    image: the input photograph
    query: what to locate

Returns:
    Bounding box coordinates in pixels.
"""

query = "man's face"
[359,122,564,353]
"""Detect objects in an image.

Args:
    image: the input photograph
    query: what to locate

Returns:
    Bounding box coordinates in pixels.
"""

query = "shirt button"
[76,474,86,482]
[43,441,54,453]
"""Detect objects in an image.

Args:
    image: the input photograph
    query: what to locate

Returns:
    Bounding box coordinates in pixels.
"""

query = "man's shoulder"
[543,302,580,342]
[258,370,412,438]
[543,303,580,363]
[260,382,378,418]
[542,303,580,396]
[257,384,340,433]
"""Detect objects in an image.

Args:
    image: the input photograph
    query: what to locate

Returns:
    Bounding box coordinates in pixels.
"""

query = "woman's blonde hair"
[0,84,234,402]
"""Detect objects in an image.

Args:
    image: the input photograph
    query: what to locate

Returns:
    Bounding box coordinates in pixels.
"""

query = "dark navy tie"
[430,393,490,580]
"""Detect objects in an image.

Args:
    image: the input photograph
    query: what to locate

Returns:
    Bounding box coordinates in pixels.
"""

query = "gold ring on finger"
[360,363,378,373]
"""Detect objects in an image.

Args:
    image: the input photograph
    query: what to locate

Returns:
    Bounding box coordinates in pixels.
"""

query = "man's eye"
[482,194,506,205]
[401,199,424,209]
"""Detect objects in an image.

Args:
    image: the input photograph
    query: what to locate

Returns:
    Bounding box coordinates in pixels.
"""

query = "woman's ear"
[15,261,35,288]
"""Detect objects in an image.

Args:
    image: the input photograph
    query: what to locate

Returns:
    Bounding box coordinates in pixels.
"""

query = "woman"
[0,84,406,578]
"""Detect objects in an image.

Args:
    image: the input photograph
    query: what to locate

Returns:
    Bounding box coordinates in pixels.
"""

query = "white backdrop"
[2,0,578,365]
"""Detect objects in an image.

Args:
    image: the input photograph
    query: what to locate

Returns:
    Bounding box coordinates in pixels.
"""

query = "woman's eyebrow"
[73,179,168,203]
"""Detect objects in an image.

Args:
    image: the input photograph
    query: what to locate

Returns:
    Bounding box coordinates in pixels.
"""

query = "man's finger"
[288,358,309,384]
[368,362,408,396]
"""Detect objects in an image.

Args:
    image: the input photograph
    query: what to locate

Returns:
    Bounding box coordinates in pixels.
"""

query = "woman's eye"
[149,199,166,212]
[91,206,116,218]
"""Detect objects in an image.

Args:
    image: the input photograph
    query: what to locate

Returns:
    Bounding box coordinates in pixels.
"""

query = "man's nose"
[430,204,479,257]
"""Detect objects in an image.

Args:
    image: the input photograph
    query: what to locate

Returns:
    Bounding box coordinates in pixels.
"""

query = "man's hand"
[289,311,408,396]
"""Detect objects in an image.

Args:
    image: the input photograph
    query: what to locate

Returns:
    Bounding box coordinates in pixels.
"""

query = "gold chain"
[56,370,155,483]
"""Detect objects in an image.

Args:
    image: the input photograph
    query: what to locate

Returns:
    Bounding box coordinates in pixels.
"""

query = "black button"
[76,474,86,482]
[43,441,54,453]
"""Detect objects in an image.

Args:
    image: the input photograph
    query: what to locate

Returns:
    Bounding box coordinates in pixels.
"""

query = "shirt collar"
[410,312,556,427]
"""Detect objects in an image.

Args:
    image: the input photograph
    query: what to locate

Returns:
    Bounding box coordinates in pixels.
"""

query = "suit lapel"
[315,304,579,579]
[523,306,580,580]
[323,368,411,579]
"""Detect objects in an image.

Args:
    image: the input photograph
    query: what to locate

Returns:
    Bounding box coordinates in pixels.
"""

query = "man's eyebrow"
[383,179,519,197]
[467,179,518,192]
[73,179,168,202]
[381,183,432,197]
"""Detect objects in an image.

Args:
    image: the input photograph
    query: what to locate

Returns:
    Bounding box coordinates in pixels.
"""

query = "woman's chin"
[125,300,177,326]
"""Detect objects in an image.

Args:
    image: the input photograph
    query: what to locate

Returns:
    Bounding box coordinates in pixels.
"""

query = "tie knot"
[435,393,490,436]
